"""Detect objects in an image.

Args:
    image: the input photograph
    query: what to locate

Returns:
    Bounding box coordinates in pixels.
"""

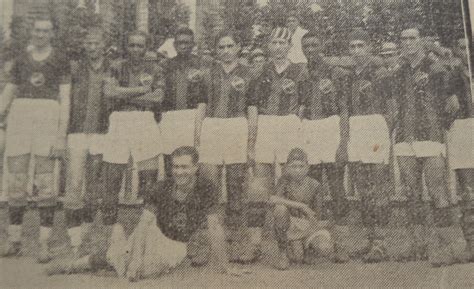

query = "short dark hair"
[214,31,242,48]
[175,27,194,39]
[127,30,151,47]
[171,146,199,165]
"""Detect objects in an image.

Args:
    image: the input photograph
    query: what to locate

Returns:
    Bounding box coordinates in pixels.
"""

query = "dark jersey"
[9,49,70,100]
[69,60,110,134]
[392,55,450,143]
[300,58,350,120]
[275,175,325,220]
[161,55,211,112]
[248,61,308,116]
[206,62,254,118]
[108,59,163,112]
[343,56,391,116]
[144,178,218,243]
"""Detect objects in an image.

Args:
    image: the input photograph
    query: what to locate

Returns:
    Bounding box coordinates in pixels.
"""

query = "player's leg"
[328,163,350,263]
[34,155,58,263]
[102,161,127,276]
[397,155,425,261]
[424,156,467,266]
[63,135,89,257]
[226,163,259,263]
[363,164,392,263]
[136,155,160,200]
[2,154,30,257]
[272,204,291,270]
[456,168,474,261]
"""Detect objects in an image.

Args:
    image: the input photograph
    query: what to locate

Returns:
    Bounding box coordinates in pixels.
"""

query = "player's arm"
[194,74,209,148]
[0,83,18,123]
[333,67,351,163]
[104,77,150,100]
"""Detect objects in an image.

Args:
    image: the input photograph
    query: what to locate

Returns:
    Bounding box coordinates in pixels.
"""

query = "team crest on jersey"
[140,73,153,86]
[282,78,296,94]
[231,76,245,92]
[358,80,372,95]
[319,78,334,94]
[187,68,203,83]
[30,72,46,87]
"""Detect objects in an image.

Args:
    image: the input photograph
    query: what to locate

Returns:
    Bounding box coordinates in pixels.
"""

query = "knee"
[65,208,83,228]
[273,205,290,230]
[9,206,26,225]
[39,206,55,227]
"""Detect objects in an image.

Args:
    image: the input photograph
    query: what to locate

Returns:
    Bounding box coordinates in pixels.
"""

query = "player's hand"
[301,205,316,219]
[50,138,67,159]
[335,143,348,164]
[445,94,460,114]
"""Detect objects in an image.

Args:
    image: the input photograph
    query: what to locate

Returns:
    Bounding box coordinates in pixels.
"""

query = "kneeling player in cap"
[269,148,332,270]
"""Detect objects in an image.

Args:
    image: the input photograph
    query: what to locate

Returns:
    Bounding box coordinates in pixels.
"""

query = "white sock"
[68,226,82,250]
[39,226,52,245]
[8,225,22,243]
[111,223,126,243]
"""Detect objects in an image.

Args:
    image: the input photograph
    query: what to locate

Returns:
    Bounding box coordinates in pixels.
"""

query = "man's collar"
[221,61,239,74]
[273,59,291,74]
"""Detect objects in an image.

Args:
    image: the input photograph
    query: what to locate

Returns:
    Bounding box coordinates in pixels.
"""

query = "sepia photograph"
[0,0,472,288]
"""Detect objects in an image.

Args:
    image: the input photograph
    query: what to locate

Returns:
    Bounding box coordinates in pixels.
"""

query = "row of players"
[0,17,472,279]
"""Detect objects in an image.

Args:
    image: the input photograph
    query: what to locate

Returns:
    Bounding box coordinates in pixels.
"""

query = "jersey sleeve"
[309,180,325,220]
[8,58,22,85]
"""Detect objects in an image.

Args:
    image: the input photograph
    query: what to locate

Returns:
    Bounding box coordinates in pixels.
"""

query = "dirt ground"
[1,206,473,289]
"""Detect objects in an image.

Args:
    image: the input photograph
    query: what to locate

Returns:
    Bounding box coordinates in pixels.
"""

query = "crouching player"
[269,148,332,270]
[47,147,248,281]
[0,17,71,263]
[62,27,109,259]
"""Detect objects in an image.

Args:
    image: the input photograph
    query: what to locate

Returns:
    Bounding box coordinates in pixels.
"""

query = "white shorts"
[348,114,390,164]
[255,115,303,164]
[199,117,248,164]
[302,116,341,165]
[394,141,446,158]
[103,111,162,164]
[5,99,59,157]
[447,118,474,169]
[160,109,196,155]
[67,133,106,156]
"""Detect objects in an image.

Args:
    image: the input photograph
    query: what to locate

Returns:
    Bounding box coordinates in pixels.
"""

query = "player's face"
[285,160,309,181]
[216,36,240,63]
[349,40,369,58]
[268,38,291,60]
[252,55,266,69]
[127,35,147,61]
[287,16,299,33]
[172,155,198,186]
[400,29,421,57]
[84,33,104,60]
[302,37,323,62]
[31,20,54,48]
[174,34,194,57]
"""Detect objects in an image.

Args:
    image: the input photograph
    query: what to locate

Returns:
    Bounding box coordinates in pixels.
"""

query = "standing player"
[392,25,465,266]
[102,30,164,270]
[343,29,396,263]
[62,27,109,259]
[198,31,259,263]
[247,27,308,252]
[0,17,71,263]
[299,31,351,262]
[448,37,473,261]
[160,28,210,176]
